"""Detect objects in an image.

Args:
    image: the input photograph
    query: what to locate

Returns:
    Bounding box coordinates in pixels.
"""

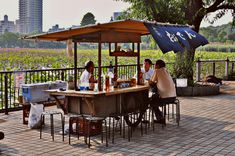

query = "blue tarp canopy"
[144,22,209,53]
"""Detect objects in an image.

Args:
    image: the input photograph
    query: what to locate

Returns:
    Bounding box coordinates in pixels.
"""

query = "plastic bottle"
[107,61,114,85]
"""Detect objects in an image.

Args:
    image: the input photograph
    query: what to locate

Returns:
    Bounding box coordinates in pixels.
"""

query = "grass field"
[0,47,235,72]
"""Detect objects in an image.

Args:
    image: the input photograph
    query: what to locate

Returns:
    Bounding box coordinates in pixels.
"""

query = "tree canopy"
[116,0,235,82]
[116,0,235,32]
[80,12,96,26]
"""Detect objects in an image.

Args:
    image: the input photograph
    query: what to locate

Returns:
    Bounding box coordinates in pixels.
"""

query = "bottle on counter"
[107,61,114,86]
[105,75,110,91]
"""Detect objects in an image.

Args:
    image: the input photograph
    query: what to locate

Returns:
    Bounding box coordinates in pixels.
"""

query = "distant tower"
[19,0,43,34]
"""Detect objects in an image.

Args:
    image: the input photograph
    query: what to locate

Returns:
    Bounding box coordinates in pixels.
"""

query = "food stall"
[24,19,208,127]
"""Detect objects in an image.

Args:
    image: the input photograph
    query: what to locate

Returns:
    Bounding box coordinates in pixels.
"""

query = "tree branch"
[216,4,235,10]
[147,0,158,21]
[206,2,235,14]
[207,0,224,9]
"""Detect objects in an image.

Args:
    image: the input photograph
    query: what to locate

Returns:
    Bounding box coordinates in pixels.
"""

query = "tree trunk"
[183,0,204,84]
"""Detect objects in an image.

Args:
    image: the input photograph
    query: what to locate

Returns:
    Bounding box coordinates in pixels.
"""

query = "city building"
[48,24,64,32]
[0,15,16,34]
[19,0,43,34]
[15,20,20,33]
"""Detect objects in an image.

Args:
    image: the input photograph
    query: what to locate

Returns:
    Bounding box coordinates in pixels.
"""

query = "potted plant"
[173,51,194,87]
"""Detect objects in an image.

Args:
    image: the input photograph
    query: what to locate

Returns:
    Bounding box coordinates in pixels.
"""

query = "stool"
[141,108,152,135]
[40,110,64,141]
[68,114,83,145]
[84,116,108,148]
[161,98,180,126]
[108,114,121,144]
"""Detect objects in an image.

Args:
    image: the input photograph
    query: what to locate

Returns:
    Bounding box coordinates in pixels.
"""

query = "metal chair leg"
[40,114,43,139]
[69,118,71,145]
[61,114,64,142]
[50,114,54,141]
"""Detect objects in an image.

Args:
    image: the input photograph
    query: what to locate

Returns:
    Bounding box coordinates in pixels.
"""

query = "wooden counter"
[47,85,149,118]
[46,85,149,97]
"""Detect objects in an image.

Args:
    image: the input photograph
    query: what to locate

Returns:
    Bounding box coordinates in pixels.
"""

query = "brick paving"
[0,81,235,156]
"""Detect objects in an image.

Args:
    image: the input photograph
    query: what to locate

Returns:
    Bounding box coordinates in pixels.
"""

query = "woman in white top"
[149,59,176,124]
[80,61,97,84]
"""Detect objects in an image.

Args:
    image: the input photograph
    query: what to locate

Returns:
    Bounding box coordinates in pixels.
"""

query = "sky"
[0,0,233,31]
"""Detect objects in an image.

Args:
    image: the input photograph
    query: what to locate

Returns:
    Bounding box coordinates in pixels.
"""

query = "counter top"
[46,85,149,98]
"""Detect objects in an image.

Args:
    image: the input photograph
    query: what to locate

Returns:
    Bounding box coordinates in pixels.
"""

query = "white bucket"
[176,78,188,87]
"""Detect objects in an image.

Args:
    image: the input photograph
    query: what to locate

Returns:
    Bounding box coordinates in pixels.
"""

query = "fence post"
[196,58,201,81]
[232,62,234,73]
[4,75,8,115]
[225,57,229,79]
[61,71,65,81]
[212,62,215,76]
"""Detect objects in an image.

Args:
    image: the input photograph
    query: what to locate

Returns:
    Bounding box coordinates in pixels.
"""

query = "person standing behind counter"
[80,61,97,84]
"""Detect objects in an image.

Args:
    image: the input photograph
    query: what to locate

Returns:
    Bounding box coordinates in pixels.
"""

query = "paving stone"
[0,81,235,155]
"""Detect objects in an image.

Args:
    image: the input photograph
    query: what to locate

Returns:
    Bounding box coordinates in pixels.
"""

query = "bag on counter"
[28,103,44,129]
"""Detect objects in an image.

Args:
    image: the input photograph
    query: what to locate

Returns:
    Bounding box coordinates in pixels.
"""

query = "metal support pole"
[74,42,78,91]
[137,43,140,85]
[196,58,201,82]
[212,62,215,76]
[225,57,229,79]
[98,42,102,91]
[4,75,8,115]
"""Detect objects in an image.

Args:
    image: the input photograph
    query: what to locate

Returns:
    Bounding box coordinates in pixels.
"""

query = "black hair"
[155,59,166,68]
[144,59,152,65]
[85,61,94,70]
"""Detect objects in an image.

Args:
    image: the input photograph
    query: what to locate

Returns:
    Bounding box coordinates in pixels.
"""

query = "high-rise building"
[19,0,43,34]
[0,15,16,34]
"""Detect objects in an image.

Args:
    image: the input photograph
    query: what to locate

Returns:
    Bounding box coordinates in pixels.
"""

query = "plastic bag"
[28,103,44,129]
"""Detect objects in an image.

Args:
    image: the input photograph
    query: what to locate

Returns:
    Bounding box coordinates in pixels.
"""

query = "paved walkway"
[0,82,235,156]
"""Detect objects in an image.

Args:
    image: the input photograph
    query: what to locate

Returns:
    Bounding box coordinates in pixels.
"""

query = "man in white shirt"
[141,59,154,80]
[150,59,176,124]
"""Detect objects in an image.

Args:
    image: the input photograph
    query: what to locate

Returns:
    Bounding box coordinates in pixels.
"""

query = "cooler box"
[49,81,67,100]
[22,83,50,103]
[49,81,67,90]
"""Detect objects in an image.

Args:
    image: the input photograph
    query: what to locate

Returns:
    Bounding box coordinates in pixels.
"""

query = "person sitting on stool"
[149,59,176,124]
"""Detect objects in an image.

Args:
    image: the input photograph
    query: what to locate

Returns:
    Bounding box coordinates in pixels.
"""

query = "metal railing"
[0,64,139,114]
[196,58,235,81]
[1,60,235,114]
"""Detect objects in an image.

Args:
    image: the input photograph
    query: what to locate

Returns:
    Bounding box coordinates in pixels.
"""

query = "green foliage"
[115,0,186,24]
[0,32,66,48]
[197,43,235,52]
[1,47,235,71]
[80,12,96,26]
[173,50,195,85]
[200,22,235,42]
